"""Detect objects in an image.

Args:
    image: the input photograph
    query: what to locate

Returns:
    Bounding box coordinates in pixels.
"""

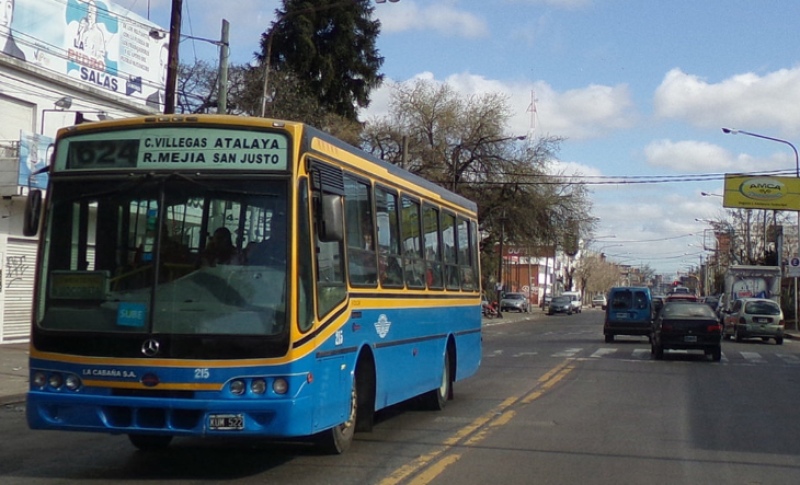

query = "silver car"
[722,298,784,344]
[500,292,530,313]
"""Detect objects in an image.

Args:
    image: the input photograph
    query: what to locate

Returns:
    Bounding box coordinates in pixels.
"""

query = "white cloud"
[378,1,489,37]
[644,139,732,172]
[654,67,800,138]
[503,0,593,9]
[363,72,637,141]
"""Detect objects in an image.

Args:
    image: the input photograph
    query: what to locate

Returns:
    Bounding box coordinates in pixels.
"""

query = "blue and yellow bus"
[24,115,482,453]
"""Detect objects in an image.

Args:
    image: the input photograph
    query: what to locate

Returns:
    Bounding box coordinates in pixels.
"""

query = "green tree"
[258,0,384,122]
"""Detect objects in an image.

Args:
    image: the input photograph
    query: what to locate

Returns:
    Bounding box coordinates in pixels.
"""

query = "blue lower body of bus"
[27,303,482,440]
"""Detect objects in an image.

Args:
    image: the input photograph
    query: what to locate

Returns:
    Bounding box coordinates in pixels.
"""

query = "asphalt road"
[3,309,800,484]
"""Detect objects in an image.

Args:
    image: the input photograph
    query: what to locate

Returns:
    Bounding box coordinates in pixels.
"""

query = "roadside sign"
[788,257,800,278]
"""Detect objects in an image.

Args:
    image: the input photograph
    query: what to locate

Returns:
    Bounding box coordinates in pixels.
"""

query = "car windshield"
[553,296,570,303]
[661,302,716,319]
[504,293,524,300]
[744,301,781,315]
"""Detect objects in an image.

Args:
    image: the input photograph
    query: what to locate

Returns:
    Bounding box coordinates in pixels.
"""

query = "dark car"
[702,295,720,310]
[547,295,572,315]
[651,301,722,361]
[500,292,530,313]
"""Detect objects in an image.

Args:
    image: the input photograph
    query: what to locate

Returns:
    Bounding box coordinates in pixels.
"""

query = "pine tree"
[258,0,384,122]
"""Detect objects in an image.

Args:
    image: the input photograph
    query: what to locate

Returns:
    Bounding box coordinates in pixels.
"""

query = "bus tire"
[128,433,173,451]
[422,348,452,411]
[315,376,357,454]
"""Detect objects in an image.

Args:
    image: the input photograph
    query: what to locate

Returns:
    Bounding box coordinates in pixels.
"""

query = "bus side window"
[376,186,404,288]
[423,205,443,289]
[401,196,425,289]
[344,176,377,286]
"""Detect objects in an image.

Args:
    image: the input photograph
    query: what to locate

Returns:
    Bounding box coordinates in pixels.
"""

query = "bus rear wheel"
[128,433,173,451]
[422,349,452,411]
[315,376,357,454]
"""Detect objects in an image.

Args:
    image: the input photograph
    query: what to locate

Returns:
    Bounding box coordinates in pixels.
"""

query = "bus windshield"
[36,176,289,337]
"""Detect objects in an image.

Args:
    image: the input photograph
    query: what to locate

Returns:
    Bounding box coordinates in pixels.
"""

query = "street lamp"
[721,128,799,177]
[701,192,722,198]
[151,19,230,113]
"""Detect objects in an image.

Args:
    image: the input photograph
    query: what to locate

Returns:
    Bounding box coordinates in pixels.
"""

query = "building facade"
[0,0,166,343]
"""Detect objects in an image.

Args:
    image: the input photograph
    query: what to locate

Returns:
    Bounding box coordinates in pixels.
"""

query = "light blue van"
[603,287,653,343]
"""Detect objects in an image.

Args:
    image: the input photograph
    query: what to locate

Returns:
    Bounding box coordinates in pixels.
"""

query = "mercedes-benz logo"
[141,339,161,357]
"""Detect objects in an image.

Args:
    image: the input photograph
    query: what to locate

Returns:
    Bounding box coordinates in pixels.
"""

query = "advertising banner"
[17,131,53,190]
[5,0,166,108]
[723,174,800,211]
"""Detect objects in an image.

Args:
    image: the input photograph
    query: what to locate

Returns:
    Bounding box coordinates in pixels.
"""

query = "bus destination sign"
[61,128,289,172]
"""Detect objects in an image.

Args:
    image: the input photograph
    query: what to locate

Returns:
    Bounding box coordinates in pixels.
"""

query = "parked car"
[651,301,722,361]
[722,298,784,344]
[562,291,582,313]
[591,294,607,309]
[547,295,572,315]
[500,292,529,313]
[604,286,653,343]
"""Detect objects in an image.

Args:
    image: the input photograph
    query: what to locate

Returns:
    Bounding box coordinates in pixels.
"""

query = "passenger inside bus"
[202,227,242,266]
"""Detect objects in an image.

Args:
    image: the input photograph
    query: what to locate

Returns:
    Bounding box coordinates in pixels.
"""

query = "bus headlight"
[272,378,288,395]
[33,371,47,389]
[48,373,63,389]
[230,379,246,395]
[65,374,82,391]
[250,379,267,395]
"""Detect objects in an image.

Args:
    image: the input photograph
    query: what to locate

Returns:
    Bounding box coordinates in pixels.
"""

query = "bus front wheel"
[315,376,357,454]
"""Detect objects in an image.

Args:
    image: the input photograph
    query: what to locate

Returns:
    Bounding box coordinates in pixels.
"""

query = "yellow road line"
[378,360,576,485]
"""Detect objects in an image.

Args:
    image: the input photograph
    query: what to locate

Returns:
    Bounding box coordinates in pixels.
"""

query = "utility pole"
[164,0,182,114]
[218,19,230,113]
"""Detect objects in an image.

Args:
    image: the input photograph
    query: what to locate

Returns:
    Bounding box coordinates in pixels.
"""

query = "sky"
[115,0,800,278]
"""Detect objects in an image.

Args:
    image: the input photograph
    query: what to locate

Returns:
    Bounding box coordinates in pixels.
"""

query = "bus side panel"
[356,303,481,411]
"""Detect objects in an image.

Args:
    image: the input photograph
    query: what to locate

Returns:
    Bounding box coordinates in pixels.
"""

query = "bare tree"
[360,79,592,291]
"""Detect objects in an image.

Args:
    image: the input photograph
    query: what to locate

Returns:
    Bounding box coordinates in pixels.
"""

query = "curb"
[0,393,26,406]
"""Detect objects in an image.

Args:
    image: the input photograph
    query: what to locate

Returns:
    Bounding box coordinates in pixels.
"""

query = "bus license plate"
[684,336,697,343]
[209,414,244,430]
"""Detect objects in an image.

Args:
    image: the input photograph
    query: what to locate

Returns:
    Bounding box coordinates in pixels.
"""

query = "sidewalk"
[0,342,29,406]
[2,311,796,406]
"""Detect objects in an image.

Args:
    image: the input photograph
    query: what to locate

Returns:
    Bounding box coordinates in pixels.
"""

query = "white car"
[591,294,607,310]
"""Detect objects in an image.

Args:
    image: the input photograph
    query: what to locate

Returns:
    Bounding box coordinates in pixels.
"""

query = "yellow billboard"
[723,174,800,210]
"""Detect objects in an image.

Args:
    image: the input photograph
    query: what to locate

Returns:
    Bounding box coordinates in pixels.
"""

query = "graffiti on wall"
[5,254,30,289]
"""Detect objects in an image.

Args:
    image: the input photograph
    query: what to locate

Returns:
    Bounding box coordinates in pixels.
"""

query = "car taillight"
[662,324,672,331]
[707,323,722,333]
[779,320,785,327]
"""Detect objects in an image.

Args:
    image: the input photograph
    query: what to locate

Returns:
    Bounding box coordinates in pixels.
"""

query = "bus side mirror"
[319,194,343,242]
[23,189,43,237]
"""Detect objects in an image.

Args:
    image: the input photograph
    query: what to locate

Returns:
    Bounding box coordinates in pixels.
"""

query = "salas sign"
[723,174,800,211]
